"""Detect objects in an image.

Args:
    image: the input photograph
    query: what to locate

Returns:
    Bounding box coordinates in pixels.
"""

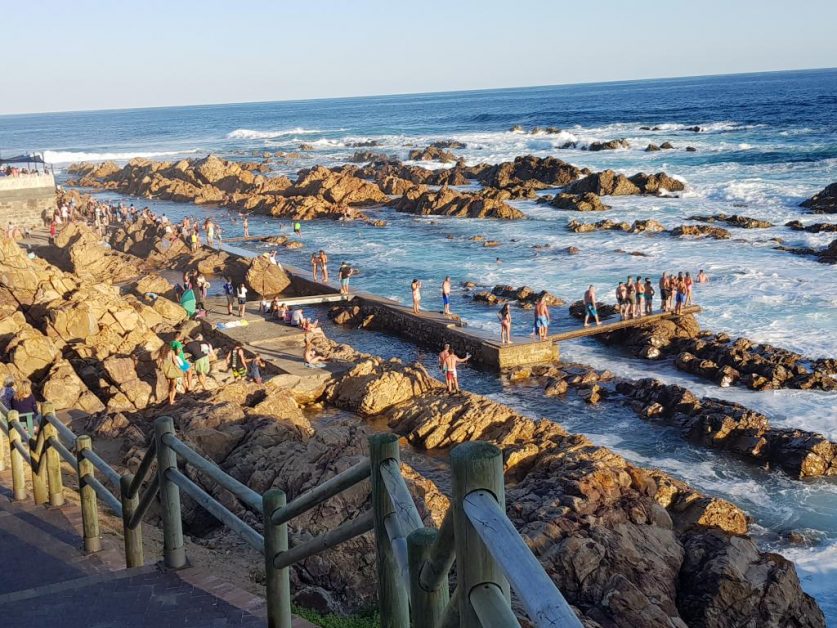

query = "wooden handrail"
[272,509,375,571]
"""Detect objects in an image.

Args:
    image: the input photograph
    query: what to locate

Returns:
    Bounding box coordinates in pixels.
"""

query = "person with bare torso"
[535,296,550,341]
[441,276,452,316]
[411,279,422,314]
[443,350,470,393]
[583,285,600,327]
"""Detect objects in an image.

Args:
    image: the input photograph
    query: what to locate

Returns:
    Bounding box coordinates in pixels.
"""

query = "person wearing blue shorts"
[583,285,600,327]
[441,276,451,316]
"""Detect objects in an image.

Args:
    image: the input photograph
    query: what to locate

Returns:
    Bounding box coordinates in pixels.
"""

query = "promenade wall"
[0,173,56,228]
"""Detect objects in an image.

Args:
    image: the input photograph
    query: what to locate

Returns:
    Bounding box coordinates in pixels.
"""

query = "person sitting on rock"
[304,335,327,368]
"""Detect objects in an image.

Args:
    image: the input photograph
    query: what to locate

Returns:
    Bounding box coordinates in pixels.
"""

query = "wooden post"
[154,416,186,569]
[7,410,26,501]
[450,441,510,627]
[408,527,450,628]
[76,435,102,553]
[29,418,49,506]
[120,474,144,568]
[369,433,409,628]
[43,422,64,507]
[263,488,291,628]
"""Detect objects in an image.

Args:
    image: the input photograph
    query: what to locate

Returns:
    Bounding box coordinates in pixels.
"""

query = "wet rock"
[645,143,661,152]
[785,220,837,233]
[587,139,630,151]
[475,155,585,189]
[567,218,665,234]
[800,182,837,214]
[685,146,697,152]
[430,139,466,149]
[407,146,459,163]
[490,285,564,307]
[670,225,731,239]
[550,192,610,212]
[687,213,773,229]
[684,126,701,132]
[389,186,524,220]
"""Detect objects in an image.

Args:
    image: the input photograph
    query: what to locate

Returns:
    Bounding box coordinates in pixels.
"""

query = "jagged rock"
[389,186,524,220]
[430,140,466,149]
[407,146,459,163]
[567,218,665,234]
[671,225,731,239]
[588,139,629,151]
[475,155,585,189]
[645,144,661,152]
[800,182,837,214]
[687,213,773,229]
[550,193,610,212]
[245,255,292,297]
[490,285,564,307]
[660,142,675,149]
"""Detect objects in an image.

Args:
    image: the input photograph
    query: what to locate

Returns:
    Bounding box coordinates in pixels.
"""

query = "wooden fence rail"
[0,404,582,628]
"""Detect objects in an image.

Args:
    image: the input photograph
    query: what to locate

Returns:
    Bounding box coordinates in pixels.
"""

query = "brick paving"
[0,470,314,627]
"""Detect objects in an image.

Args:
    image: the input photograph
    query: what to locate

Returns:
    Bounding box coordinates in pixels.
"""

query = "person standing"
[248,354,267,384]
[185,334,213,391]
[583,285,600,327]
[498,303,512,344]
[294,221,302,236]
[659,273,669,312]
[226,344,248,380]
[535,296,550,341]
[339,262,353,294]
[443,350,470,394]
[635,278,645,318]
[311,252,320,281]
[674,275,686,314]
[242,215,249,237]
[236,283,248,317]
[644,278,655,315]
[319,250,329,282]
[616,282,627,320]
[10,379,37,416]
[223,277,235,315]
[685,272,694,305]
[625,276,636,319]
[441,276,452,316]
[411,279,422,314]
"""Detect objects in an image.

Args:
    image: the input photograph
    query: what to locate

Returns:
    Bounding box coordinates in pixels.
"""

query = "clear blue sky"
[1,0,835,115]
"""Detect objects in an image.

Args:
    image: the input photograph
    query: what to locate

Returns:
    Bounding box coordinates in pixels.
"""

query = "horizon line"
[1,65,835,118]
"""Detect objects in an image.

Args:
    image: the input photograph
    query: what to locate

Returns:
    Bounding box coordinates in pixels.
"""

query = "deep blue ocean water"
[2,68,836,619]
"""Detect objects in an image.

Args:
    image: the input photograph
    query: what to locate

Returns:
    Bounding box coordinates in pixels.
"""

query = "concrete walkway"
[0,469,313,627]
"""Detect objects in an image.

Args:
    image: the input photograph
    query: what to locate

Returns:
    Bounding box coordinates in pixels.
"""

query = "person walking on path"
[443,350,470,394]
[535,296,550,341]
[583,285,601,327]
[236,283,248,317]
[441,276,452,316]
[411,279,422,314]
[498,303,512,344]
[319,250,329,282]
[339,262,353,294]
[223,277,235,315]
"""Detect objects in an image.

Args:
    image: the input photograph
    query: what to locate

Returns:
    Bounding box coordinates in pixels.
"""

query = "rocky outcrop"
[473,285,564,308]
[322,358,823,626]
[550,192,610,212]
[687,214,773,229]
[389,186,524,220]
[474,155,586,190]
[800,182,837,213]
[596,315,702,359]
[588,139,630,151]
[671,334,837,392]
[567,218,666,234]
[785,220,837,233]
[617,379,837,478]
[670,225,731,239]
[567,170,685,196]
[430,139,466,149]
[407,146,459,163]
[50,222,143,283]
[244,255,292,297]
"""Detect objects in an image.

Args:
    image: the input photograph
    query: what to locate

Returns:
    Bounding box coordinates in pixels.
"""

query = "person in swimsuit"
[659,273,669,312]
[242,215,249,237]
[226,344,248,379]
[438,343,451,378]
[625,277,636,319]
[583,285,600,327]
[411,279,422,314]
[443,350,470,394]
[294,221,302,235]
[684,272,694,305]
[236,284,248,317]
[674,276,686,314]
[635,279,645,318]
[498,303,512,344]
[441,276,451,316]
[304,335,327,367]
[311,252,320,281]
[616,282,627,320]
[319,250,329,282]
[535,296,550,341]
[644,278,655,315]
[697,269,709,283]
[339,262,353,294]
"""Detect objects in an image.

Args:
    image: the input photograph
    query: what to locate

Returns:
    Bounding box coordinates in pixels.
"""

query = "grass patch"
[292,605,379,628]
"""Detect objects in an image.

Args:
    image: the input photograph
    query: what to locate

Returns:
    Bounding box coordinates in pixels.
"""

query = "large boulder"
[800,182,837,213]
[245,255,292,297]
[390,186,524,219]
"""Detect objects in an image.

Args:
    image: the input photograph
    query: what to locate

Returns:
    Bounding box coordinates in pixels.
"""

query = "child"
[249,354,266,384]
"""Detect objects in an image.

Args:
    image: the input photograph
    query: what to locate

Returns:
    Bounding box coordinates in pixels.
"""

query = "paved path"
[0,469,313,627]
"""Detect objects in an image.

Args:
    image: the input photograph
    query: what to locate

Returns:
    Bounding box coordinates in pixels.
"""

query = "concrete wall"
[0,174,56,229]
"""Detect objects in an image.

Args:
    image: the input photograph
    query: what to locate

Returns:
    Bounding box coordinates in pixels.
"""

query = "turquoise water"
[2,68,835,618]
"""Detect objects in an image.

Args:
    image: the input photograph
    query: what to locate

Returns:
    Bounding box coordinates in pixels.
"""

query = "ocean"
[2,67,836,620]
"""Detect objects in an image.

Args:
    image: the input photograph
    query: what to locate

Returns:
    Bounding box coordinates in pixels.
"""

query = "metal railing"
[0,404,581,628]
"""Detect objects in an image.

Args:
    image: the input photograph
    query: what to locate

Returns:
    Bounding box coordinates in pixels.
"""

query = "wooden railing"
[0,405,581,628]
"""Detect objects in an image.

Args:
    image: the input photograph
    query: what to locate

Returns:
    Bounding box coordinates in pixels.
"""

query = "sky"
[1,0,835,115]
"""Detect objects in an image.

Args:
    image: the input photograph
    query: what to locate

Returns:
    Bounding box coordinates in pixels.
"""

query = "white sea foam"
[225,128,324,140]
[43,149,198,164]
